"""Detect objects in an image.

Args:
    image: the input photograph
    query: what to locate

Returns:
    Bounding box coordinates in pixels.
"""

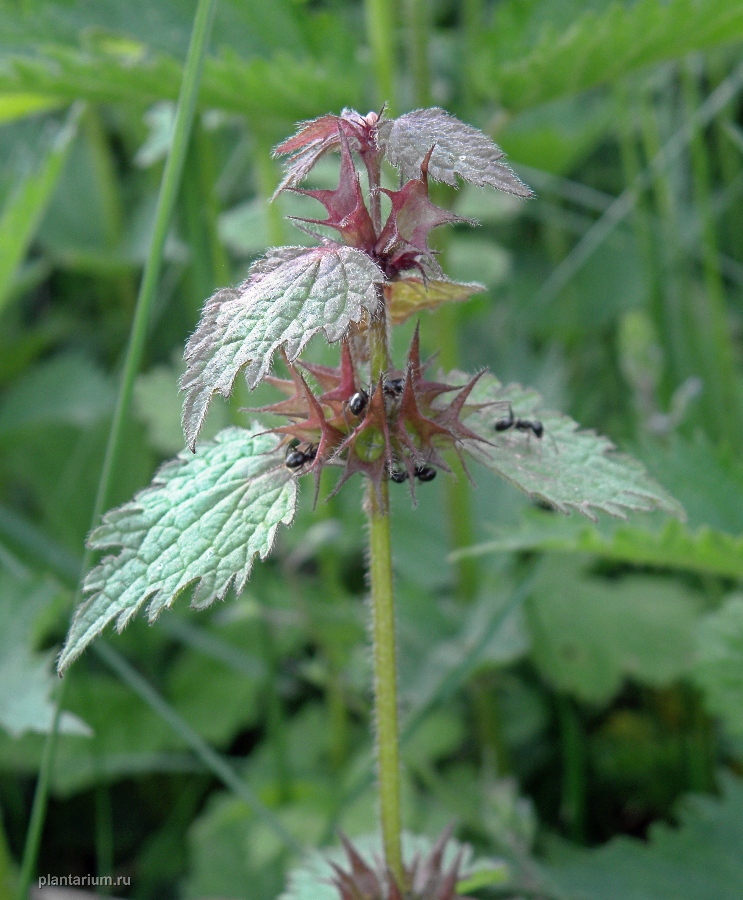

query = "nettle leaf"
[461,372,684,521]
[380,108,533,197]
[478,0,743,113]
[527,558,700,704]
[546,773,743,900]
[384,277,484,325]
[280,830,506,900]
[453,513,743,580]
[58,425,297,674]
[693,595,743,737]
[181,244,383,449]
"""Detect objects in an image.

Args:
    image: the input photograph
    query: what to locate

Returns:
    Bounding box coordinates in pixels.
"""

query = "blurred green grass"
[1,1,743,898]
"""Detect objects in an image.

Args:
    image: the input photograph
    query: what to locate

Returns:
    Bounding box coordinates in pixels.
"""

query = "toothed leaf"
[546,773,743,900]
[181,244,383,448]
[380,108,532,196]
[460,372,684,521]
[384,277,484,325]
[58,425,297,674]
[453,514,743,581]
[528,558,700,704]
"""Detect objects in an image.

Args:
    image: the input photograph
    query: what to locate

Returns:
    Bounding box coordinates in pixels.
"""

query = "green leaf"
[180,245,383,448]
[384,277,484,325]
[0,93,63,123]
[0,352,114,441]
[381,107,533,196]
[0,566,88,737]
[280,831,504,900]
[462,372,684,521]
[478,0,743,112]
[452,512,743,580]
[58,424,298,673]
[134,359,227,455]
[0,44,365,128]
[0,103,79,311]
[526,558,700,704]
[693,595,743,737]
[545,773,743,900]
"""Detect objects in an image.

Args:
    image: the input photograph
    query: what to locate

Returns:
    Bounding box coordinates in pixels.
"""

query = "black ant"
[388,463,436,483]
[494,403,544,440]
[383,377,404,398]
[347,389,368,417]
[284,440,318,470]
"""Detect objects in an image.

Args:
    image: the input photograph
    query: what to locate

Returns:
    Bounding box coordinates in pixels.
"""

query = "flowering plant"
[58,106,681,898]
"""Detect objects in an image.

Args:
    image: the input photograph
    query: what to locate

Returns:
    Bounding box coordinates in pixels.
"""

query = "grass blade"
[0,103,80,313]
[93,642,303,855]
[16,0,219,896]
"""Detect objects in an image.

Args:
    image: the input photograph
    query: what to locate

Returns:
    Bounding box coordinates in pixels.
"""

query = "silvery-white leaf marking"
[381,108,533,197]
[58,425,297,673]
[181,244,383,448]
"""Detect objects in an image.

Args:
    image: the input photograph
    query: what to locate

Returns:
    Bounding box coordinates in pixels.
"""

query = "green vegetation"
[1,1,742,898]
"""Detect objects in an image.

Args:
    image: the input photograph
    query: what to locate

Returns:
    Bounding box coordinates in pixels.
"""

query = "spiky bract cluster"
[259,108,517,495]
[331,827,472,900]
[277,109,470,279]
[180,106,530,493]
[258,325,488,502]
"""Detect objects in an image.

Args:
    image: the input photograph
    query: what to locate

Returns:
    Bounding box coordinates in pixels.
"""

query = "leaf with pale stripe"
[180,244,383,449]
[460,371,684,521]
[58,425,297,673]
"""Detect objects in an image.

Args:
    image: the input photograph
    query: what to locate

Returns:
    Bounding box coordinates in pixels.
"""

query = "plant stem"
[404,0,431,109]
[365,130,402,878]
[15,2,218,897]
[681,58,743,447]
[364,0,397,113]
[557,695,586,844]
[367,479,404,885]
[461,0,484,116]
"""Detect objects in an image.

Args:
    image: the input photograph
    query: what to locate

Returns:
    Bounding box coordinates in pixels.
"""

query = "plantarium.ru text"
[58,106,682,898]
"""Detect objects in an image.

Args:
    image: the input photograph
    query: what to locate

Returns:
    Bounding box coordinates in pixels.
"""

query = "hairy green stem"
[367,479,404,884]
[15,2,218,896]
[364,126,402,877]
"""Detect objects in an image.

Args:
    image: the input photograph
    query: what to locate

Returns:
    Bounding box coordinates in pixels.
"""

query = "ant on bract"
[344,376,403,424]
[347,389,369,417]
[389,460,436,484]
[383,377,404,398]
[284,439,318,471]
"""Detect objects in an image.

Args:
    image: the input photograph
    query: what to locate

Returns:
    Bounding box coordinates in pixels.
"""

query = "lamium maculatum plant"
[58,107,683,899]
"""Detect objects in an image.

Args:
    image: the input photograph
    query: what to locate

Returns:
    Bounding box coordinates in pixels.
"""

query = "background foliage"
[1,0,742,897]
